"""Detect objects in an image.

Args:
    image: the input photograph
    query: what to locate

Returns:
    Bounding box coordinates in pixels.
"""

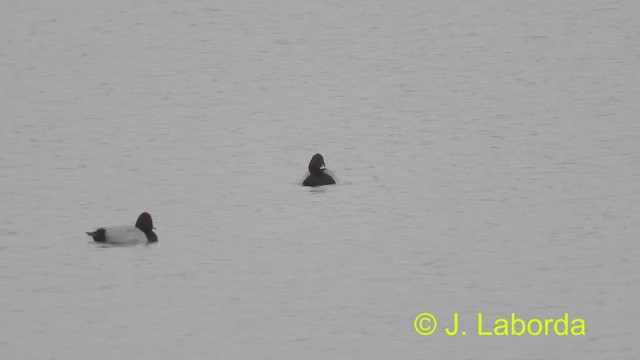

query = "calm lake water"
[1,0,638,359]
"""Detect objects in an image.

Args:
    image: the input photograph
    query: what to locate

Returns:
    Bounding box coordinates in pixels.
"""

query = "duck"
[86,212,158,244]
[302,153,336,187]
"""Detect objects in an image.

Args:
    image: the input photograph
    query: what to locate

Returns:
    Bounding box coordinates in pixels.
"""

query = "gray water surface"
[1,0,638,359]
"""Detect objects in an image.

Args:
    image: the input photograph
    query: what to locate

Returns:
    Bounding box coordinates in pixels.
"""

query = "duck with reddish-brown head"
[86,212,158,244]
[302,153,336,187]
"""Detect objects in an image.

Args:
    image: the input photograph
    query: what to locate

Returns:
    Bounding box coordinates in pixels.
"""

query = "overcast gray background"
[1,0,638,358]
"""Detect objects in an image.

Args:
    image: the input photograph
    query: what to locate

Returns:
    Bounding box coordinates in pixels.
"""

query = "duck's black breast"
[303,173,336,187]
[145,231,158,243]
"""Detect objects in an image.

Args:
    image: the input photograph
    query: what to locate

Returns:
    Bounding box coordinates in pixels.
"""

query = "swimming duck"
[86,212,158,244]
[302,153,336,187]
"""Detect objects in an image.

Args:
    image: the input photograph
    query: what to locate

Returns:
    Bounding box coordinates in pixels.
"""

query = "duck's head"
[135,212,155,234]
[308,153,327,175]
